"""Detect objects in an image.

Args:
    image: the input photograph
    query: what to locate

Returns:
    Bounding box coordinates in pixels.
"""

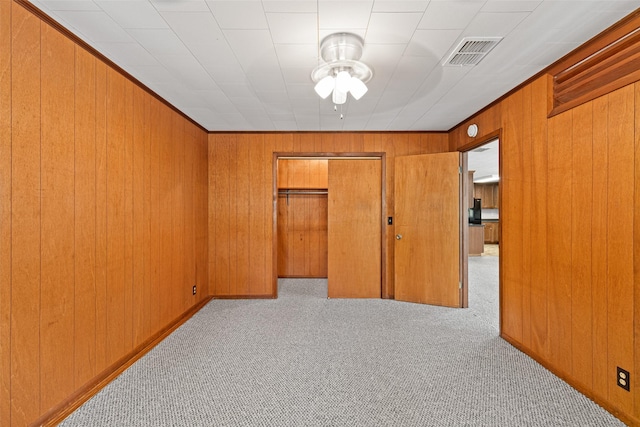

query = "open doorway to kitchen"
[466,138,500,332]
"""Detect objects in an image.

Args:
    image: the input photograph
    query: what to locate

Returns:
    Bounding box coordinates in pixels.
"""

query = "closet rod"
[278,189,328,195]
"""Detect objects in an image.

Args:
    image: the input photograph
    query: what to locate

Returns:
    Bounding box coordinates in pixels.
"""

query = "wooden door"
[394,152,462,307]
[327,159,381,298]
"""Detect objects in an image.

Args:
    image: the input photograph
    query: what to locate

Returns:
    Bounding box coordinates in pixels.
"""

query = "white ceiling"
[29,0,639,132]
[468,138,498,180]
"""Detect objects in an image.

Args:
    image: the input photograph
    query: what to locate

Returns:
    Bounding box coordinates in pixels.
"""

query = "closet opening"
[273,154,385,299]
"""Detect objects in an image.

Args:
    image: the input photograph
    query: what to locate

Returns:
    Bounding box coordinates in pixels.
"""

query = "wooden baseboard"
[33,296,213,427]
[211,294,275,299]
[500,333,639,427]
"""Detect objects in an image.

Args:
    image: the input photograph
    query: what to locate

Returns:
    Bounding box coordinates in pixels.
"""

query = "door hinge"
[458,166,462,174]
[459,281,463,289]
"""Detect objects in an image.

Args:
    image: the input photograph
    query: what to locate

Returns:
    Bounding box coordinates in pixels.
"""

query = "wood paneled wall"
[208,133,448,298]
[451,75,639,425]
[0,3,209,425]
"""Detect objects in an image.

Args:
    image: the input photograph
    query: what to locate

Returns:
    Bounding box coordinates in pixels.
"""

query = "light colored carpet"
[61,258,622,426]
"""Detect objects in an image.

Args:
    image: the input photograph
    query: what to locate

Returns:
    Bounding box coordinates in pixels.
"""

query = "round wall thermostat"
[467,124,478,138]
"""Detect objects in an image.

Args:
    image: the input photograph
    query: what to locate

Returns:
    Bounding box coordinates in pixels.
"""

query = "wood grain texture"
[74,45,97,389]
[394,153,460,307]
[547,110,573,376]
[501,88,524,342]
[132,86,147,347]
[123,79,134,353]
[11,4,41,423]
[0,1,11,425]
[40,24,75,413]
[518,84,532,349]
[570,101,594,391]
[106,68,126,366]
[95,60,108,374]
[605,85,634,413]
[327,160,381,298]
[634,81,640,422]
[277,195,328,277]
[249,135,266,294]
[235,135,250,295]
[591,94,609,401]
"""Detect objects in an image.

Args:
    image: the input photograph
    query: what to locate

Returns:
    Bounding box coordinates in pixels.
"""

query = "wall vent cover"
[443,37,503,66]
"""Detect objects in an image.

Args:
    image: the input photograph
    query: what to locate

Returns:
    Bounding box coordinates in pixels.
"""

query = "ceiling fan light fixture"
[335,70,351,93]
[349,76,368,100]
[311,32,373,106]
[332,88,347,105]
[314,75,334,99]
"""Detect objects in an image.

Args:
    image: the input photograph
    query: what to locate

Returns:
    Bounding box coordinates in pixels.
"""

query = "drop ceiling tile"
[267,13,318,44]
[220,84,256,98]
[365,12,423,44]
[205,64,248,84]
[419,1,483,30]
[96,1,167,29]
[206,1,268,29]
[405,29,462,59]
[275,44,318,69]
[223,29,280,72]
[262,0,317,13]
[160,11,225,44]
[37,0,101,11]
[95,42,158,66]
[127,28,189,55]
[481,1,541,13]
[281,67,314,84]
[151,0,210,12]
[288,84,318,100]
[55,11,135,42]
[128,64,174,83]
[372,1,429,12]
[155,54,217,89]
[463,12,530,37]
[318,1,373,29]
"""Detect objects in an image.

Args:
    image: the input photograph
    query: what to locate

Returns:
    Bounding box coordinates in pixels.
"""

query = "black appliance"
[469,198,482,224]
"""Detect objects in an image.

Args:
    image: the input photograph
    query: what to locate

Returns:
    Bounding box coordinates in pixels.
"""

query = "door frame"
[458,130,502,326]
[272,152,386,298]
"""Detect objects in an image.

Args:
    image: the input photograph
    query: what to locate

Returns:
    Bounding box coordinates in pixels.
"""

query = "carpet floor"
[61,257,622,426]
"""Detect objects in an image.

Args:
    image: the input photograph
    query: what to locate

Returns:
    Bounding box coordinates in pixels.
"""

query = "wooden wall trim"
[550,24,640,116]
[12,0,208,134]
[501,333,637,427]
[34,297,213,427]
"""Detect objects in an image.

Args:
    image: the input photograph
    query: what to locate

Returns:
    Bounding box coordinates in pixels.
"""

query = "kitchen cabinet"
[473,183,499,208]
[483,222,499,243]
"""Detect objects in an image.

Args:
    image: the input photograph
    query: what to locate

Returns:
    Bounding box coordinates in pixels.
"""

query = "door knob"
[396,234,402,240]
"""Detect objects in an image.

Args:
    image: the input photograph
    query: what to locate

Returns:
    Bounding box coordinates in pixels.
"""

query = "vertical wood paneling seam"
[93,55,97,378]
[38,19,43,411]
[73,44,77,393]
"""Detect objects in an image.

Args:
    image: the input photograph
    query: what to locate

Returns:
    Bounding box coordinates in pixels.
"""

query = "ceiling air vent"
[443,37,503,67]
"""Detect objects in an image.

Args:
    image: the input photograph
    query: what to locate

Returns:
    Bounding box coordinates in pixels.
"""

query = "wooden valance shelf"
[549,11,640,116]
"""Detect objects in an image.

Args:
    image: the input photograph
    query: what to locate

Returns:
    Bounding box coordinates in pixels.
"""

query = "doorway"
[466,138,500,331]
[273,154,385,299]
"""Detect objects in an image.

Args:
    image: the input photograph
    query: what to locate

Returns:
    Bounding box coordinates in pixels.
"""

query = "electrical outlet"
[192,285,197,296]
[617,367,630,391]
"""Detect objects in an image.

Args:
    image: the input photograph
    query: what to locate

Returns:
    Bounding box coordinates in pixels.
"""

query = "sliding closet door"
[327,159,381,298]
